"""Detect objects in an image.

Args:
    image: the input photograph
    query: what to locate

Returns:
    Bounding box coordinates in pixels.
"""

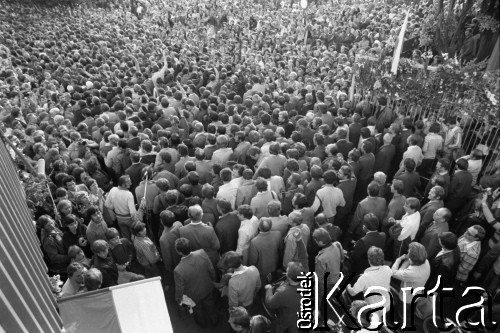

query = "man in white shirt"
[105,175,137,240]
[216,168,239,210]
[235,205,259,265]
[388,197,421,258]
[348,247,392,319]
[399,135,423,171]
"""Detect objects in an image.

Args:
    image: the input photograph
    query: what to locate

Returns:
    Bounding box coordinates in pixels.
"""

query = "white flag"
[391,11,410,75]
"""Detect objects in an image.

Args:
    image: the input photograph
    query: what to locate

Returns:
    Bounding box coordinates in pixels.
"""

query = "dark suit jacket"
[215,213,241,254]
[351,197,386,237]
[127,137,141,151]
[421,221,449,260]
[427,248,460,288]
[125,162,147,194]
[336,139,355,160]
[174,249,215,302]
[349,122,362,146]
[358,153,375,181]
[374,144,396,175]
[248,231,283,279]
[177,223,220,266]
[337,178,357,218]
[395,170,421,198]
[448,170,473,199]
[417,200,444,240]
[349,231,387,274]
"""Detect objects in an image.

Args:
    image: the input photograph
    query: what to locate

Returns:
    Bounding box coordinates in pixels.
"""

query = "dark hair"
[438,232,458,250]
[404,158,416,172]
[367,181,380,197]
[363,213,379,231]
[323,170,338,185]
[175,237,191,256]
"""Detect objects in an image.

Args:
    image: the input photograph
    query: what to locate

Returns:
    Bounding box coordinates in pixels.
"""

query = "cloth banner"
[58,277,172,333]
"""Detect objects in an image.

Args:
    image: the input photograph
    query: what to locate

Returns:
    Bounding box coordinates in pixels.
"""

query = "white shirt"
[397,211,421,241]
[217,181,239,210]
[351,265,393,313]
[105,187,136,216]
[236,216,259,262]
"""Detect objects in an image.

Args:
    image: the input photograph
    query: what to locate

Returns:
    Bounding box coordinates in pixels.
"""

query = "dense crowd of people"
[1,0,499,331]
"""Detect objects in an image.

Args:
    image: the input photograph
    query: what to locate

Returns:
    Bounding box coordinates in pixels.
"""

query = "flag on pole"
[391,11,410,75]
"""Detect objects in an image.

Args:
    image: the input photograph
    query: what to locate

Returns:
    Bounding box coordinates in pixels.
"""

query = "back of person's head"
[391,179,405,195]
[225,251,244,269]
[438,232,458,250]
[175,237,191,256]
[188,205,203,221]
[220,168,233,182]
[313,227,332,246]
[255,177,268,192]
[160,210,176,228]
[408,242,427,265]
[202,183,215,199]
[238,205,253,220]
[367,181,380,197]
[323,170,338,185]
[363,213,379,231]
[217,198,232,215]
[404,158,416,172]
[293,193,308,209]
[362,141,373,154]
[267,200,281,217]
[83,268,102,291]
[367,246,385,267]
[258,218,272,232]
[456,158,468,171]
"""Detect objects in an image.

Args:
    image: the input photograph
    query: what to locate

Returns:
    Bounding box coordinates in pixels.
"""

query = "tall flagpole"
[391,10,410,75]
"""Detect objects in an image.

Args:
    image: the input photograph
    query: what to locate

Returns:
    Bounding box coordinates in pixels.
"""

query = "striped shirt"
[456,237,481,282]
[133,236,160,266]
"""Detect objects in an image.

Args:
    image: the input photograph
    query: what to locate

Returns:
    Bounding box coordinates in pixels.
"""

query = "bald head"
[383,133,393,145]
[259,218,272,232]
[188,205,203,222]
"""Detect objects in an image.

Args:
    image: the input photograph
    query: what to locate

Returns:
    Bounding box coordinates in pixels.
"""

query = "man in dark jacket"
[395,158,421,198]
[174,237,218,329]
[446,159,473,217]
[265,262,303,333]
[426,232,460,288]
[336,128,355,160]
[214,199,241,254]
[124,151,147,198]
[349,213,386,276]
[355,141,375,203]
[374,133,396,176]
